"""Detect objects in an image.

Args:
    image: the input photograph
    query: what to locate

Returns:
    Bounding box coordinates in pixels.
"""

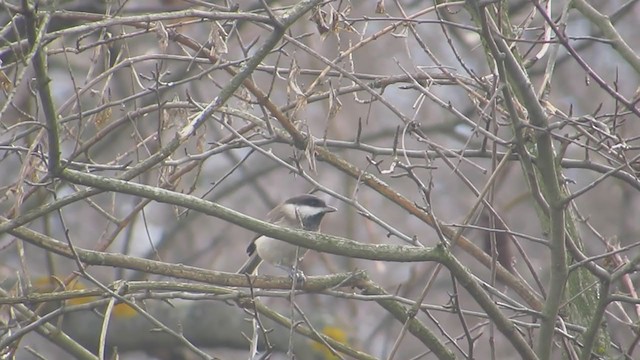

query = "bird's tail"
[237,254,262,274]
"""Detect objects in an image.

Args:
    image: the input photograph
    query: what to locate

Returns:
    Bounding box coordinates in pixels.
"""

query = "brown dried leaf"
[287,59,305,98]
[310,8,330,35]
[163,103,189,129]
[0,70,12,92]
[327,85,342,122]
[209,21,228,56]
[155,21,169,52]
[94,107,112,129]
[305,137,317,173]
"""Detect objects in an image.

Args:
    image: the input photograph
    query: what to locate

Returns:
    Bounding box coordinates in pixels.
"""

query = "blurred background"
[1,0,639,359]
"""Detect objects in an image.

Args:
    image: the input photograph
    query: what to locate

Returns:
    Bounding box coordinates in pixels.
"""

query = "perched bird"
[238,194,337,280]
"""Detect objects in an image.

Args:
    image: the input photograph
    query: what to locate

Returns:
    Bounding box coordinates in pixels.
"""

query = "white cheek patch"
[296,205,326,217]
[281,203,298,220]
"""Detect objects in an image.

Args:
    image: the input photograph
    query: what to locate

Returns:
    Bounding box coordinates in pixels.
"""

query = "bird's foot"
[275,264,306,285]
[289,268,306,285]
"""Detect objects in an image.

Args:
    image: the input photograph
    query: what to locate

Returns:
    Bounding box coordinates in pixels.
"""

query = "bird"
[237,194,337,280]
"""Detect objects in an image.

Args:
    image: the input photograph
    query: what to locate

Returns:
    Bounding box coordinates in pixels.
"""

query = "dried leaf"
[305,137,317,173]
[287,59,305,97]
[94,107,112,129]
[310,8,330,35]
[209,21,228,55]
[155,21,169,52]
[164,102,189,129]
[323,85,342,140]
[196,130,205,153]
[0,70,12,92]
[327,85,342,122]
[287,59,308,117]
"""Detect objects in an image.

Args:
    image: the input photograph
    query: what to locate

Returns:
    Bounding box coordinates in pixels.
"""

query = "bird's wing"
[245,204,286,255]
[265,203,286,223]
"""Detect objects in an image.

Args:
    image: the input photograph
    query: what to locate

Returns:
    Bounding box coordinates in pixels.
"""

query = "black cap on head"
[285,194,327,208]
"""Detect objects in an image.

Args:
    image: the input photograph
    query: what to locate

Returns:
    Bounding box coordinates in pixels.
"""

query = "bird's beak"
[324,205,338,213]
